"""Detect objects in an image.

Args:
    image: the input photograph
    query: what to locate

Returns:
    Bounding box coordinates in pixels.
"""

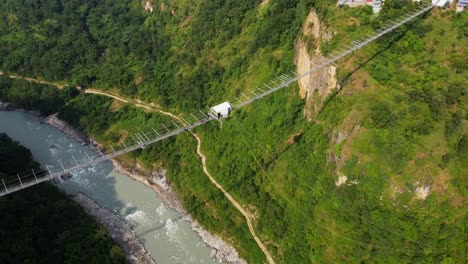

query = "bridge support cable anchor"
[130,134,141,145]
[72,155,80,167]
[336,48,348,55]
[151,127,160,137]
[285,73,296,79]
[233,96,243,103]
[135,133,143,143]
[276,76,287,83]
[97,148,105,157]
[341,44,354,50]
[322,58,334,65]
[290,71,299,77]
[249,90,259,97]
[135,133,147,147]
[32,169,38,183]
[376,26,388,33]
[143,131,152,141]
[190,113,199,121]
[84,152,93,162]
[339,46,353,53]
[269,80,280,87]
[17,174,24,188]
[280,74,291,80]
[162,124,170,133]
[387,19,400,25]
[171,120,181,130]
[333,53,346,60]
[134,133,143,143]
[198,110,209,119]
[2,178,8,193]
[180,117,190,126]
[380,21,397,30]
[58,160,66,171]
[257,86,267,93]
[240,93,250,100]
[140,131,150,141]
[360,33,375,41]
[191,113,200,123]
[109,144,117,155]
[278,76,287,82]
[232,97,244,108]
[403,11,417,18]
[46,165,54,179]
[274,75,283,82]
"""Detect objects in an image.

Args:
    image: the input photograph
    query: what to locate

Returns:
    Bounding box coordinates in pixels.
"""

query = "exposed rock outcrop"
[414,182,431,200]
[0,101,11,110]
[73,193,156,264]
[44,113,88,144]
[295,10,337,120]
[142,0,154,13]
[111,160,246,264]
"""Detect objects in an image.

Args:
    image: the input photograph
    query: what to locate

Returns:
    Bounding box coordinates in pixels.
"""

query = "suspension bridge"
[0,2,437,197]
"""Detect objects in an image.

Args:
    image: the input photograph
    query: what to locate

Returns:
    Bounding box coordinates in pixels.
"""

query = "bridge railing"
[0,111,213,197]
[229,1,434,110]
[0,1,436,197]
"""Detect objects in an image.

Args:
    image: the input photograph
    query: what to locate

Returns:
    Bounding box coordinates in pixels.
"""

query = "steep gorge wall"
[295,10,337,120]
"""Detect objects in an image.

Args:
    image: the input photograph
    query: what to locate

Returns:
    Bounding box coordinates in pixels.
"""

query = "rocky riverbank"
[0,101,40,116]
[73,193,156,264]
[44,113,88,144]
[0,101,10,110]
[111,160,247,264]
[0,103,87,145]
[31,110,245,264]
[0,107,156,263]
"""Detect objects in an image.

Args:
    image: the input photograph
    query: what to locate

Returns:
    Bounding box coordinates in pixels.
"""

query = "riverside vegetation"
[0,133,126,263]
[0,0,466,263]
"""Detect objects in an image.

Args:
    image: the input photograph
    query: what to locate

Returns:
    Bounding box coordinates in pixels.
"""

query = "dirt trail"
[85,89,129,103]
[85,89,182,119]
[191,133,276,264]
[86,90,276,264]
[1,72,276,263]
[3,72,66,89]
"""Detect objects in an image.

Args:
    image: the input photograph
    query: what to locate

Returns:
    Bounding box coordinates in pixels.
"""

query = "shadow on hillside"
[319,14,428,115]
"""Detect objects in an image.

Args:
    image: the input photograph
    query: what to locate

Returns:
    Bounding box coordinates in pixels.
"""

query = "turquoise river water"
[0,111,218,264]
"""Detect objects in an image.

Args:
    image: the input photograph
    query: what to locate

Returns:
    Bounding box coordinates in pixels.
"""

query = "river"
[0,111,219,264]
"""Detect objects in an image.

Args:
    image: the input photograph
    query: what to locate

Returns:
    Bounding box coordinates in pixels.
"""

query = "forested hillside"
[0,133,125,263]
[0,0,466,263]
[0,0,313,110]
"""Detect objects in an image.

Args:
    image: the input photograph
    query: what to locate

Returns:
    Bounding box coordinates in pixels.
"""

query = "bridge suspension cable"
[0,2,436,197]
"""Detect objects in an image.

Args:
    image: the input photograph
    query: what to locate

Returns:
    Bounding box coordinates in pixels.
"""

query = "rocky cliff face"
[295,10,337,120]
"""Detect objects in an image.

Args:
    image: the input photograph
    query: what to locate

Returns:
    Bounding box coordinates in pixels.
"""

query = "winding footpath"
[1,72,66,89]
[88,89,276,264]
[1,71,275,264]
[191,133,275,264]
